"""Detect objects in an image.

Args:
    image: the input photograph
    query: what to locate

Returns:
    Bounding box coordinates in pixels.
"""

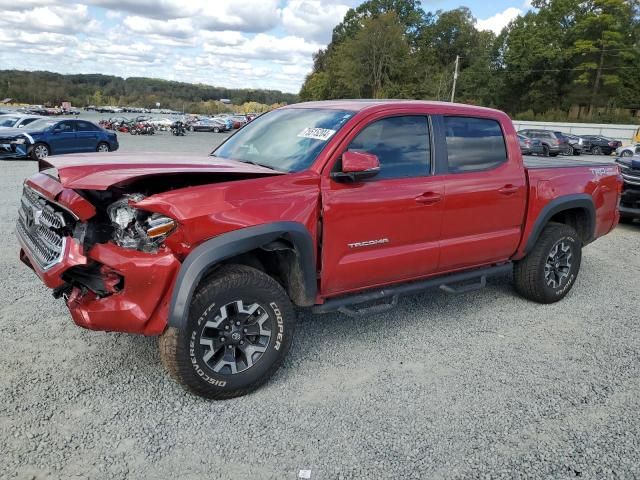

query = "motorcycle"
[171,121,187,136]
[129,122,155,135]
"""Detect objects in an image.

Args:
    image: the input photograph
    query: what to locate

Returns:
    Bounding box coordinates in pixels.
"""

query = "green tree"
[570,0,639,112]
[334,12,410,98]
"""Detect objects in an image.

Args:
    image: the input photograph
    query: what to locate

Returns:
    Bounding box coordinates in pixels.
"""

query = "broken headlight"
[107,194,176,252]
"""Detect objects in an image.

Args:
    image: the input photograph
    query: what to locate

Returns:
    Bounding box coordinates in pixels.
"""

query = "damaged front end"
[17,175,181,335]
[0,132,32,159]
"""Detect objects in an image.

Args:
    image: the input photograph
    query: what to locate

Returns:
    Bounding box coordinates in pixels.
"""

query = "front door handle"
[415,192,442,205]
[498,184,519,195]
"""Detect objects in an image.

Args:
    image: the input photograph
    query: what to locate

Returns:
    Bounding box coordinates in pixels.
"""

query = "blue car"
[0,118,119,160]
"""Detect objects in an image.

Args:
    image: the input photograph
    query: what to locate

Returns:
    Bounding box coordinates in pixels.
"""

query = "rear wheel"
[542,145,550,157]
[514,223,582,304]
[30,143,49,161]
[592,146,602,155]
[621,150,633,157]
[159,265,295,399]
[213,127,220,133]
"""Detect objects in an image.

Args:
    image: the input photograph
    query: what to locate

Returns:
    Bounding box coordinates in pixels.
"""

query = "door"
[320,115,444,296]
[48,121,77,154]
[75,121,100,151]
[437,115,527,271]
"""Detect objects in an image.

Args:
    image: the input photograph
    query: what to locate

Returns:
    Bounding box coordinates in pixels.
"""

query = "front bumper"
[620,184,640,219]
[17,182,180,336]
[20,240,180,335]
[0,140,29,159]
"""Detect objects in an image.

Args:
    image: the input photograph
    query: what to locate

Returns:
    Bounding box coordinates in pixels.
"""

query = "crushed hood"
[44,152,284,190]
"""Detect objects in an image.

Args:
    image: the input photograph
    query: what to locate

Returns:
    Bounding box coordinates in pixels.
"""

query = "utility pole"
[451,55,459,103]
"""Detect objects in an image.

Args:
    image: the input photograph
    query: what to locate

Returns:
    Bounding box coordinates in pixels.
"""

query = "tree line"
[0,70,298,111]
[300,0,640,123]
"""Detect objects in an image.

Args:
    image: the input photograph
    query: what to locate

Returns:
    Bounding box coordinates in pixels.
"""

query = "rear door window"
[443,116,507,173]
[76,121,98,132]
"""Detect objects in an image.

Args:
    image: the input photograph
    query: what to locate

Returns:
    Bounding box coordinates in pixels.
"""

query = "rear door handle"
[498,184,519,195]
[415,192,442,205]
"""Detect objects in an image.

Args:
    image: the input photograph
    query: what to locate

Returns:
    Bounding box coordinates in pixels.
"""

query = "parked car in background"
[580,135,622,155]
[518,133,544,155]
[191,118,229,133]
[211,117,233,130]
[0,118,118,160]
[0,115,43,129]
[517,129,562,156]
[230,115,249,128]
[616,155,640,223]
[557,133,583,155]
[616,143,640,158]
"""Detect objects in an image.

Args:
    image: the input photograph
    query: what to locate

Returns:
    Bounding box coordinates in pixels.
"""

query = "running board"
[312,263,512,316]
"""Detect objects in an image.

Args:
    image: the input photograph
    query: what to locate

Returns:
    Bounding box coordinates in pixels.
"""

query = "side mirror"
[331,151,380,182]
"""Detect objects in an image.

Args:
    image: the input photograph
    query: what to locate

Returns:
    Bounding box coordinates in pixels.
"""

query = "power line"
[489,65,640,73]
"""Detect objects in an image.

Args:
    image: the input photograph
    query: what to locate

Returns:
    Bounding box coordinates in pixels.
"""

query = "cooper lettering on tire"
[159,265,295,399]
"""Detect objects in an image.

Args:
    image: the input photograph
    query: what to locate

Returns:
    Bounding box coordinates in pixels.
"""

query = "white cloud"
[0,4,97,34]
[0,0,56,10]
[281,0,350,42]
[87,0,200,19]
[0,0,348,93]
[123,16,194,39]
[476,7,523,34]
[199,0,280,33]
[203,33,322,63]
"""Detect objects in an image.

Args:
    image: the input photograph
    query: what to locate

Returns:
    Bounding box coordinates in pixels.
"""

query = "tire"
[549,152,559,157]
[542,145,550,157]
[96,142,110,153]
[30,142,49,161]
[592,146,602,155]
[159,265,295,399]
[213,127,220,133]
[514,223,582,304]
[621,150,633,157]
[131,129,137,135]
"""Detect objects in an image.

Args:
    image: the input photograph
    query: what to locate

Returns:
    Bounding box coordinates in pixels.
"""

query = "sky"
[0,0,532,94]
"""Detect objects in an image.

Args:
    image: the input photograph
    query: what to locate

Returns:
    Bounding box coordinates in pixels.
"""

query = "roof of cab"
[286,99,506,116]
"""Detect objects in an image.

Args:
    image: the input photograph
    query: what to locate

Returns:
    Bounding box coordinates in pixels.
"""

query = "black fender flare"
[167,221,316,329]
[524,193,595,254]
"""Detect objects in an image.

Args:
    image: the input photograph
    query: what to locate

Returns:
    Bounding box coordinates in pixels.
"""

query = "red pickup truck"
[17,101,621,399]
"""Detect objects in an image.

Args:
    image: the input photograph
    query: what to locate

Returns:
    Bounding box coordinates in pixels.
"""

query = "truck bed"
[524,157,615,169]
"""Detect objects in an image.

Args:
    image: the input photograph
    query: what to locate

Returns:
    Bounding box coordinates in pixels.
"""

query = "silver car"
[0,114,43,129]
[617,143,640,158]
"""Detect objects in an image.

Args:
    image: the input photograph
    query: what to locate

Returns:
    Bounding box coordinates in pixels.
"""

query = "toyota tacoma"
[16,101,622,399]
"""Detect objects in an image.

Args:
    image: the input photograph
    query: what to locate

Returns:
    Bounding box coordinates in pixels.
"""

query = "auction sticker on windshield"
[297,127,336,141]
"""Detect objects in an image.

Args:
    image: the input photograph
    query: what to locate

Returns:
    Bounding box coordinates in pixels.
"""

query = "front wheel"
[97,142,110,152]
[592,146,602,155]
[514,223,582,304]
[30,143,49,161]
[621,150,633,157]
[159,265,295,399]
[213,127,220,133]
[542,145,550,157]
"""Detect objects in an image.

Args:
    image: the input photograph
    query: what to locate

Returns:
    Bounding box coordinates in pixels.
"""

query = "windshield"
[212,108,354,172]
[0,116,18,127]
[23,119,57,131]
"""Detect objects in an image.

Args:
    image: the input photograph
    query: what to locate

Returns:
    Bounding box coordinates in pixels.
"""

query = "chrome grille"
[17,186,68,270]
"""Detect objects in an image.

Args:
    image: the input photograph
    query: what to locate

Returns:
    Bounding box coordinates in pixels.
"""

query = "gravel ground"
[0,133,639,479]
